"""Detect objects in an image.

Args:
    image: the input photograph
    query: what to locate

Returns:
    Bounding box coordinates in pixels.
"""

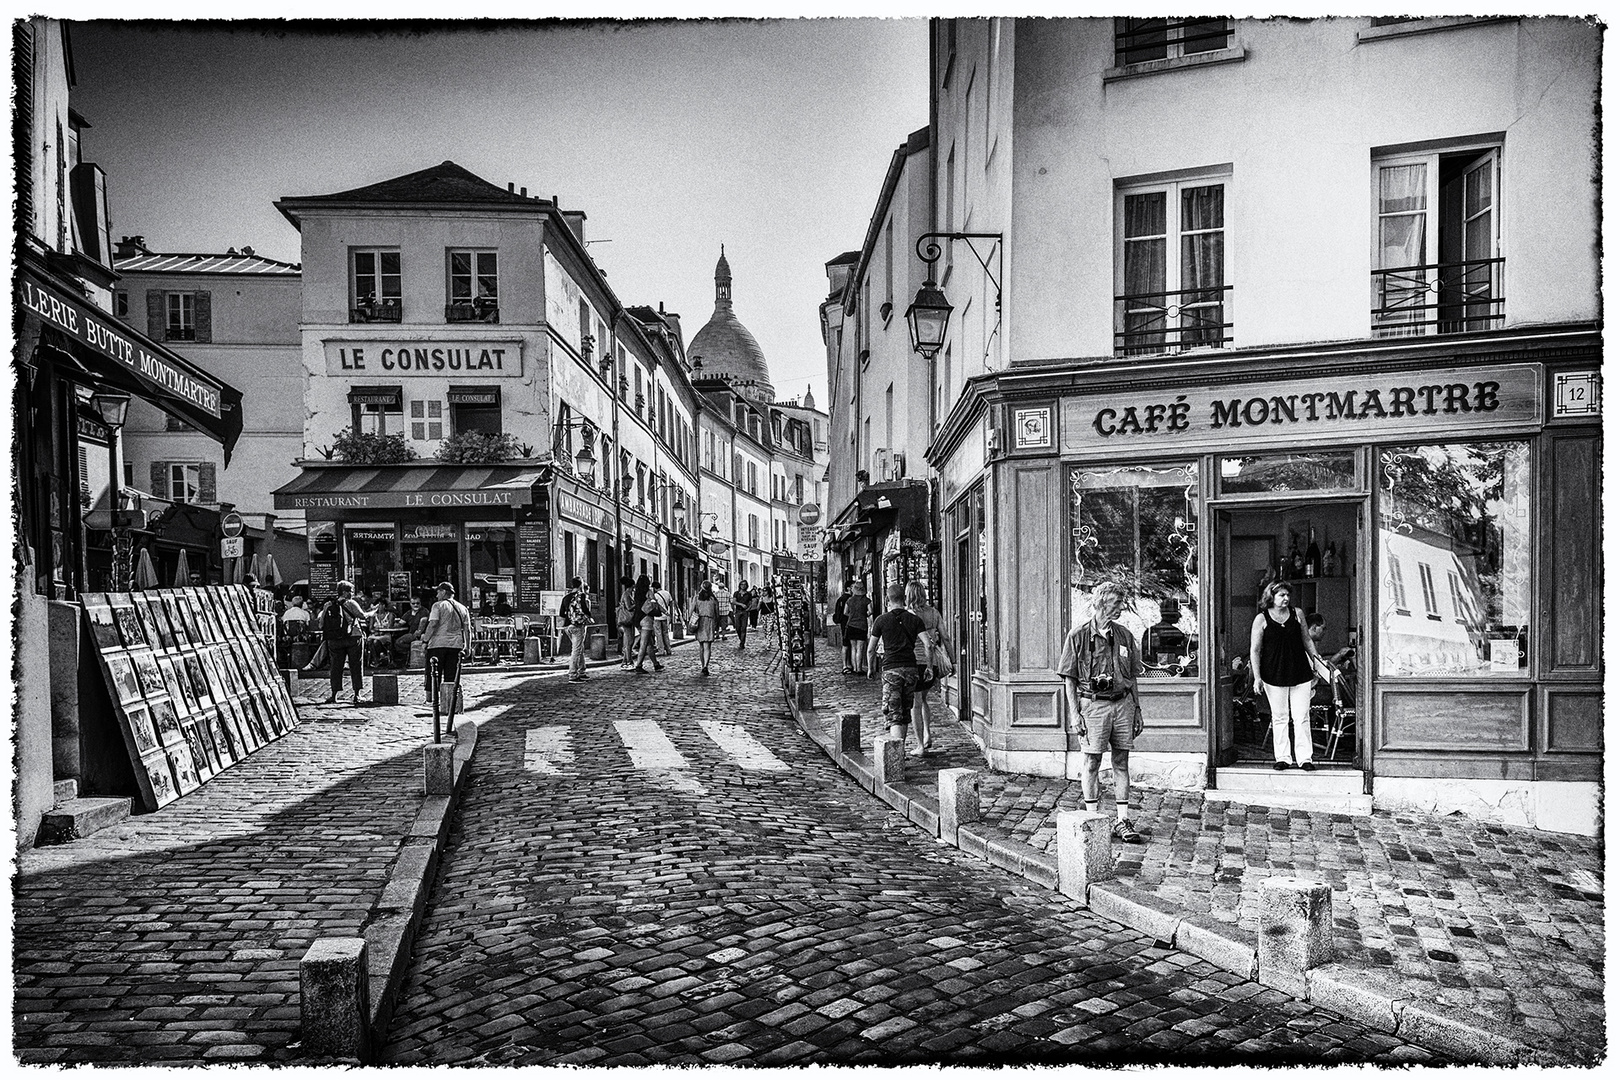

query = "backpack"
[321,600,355,639]
[565,591,589,627]
[832,594,848,625]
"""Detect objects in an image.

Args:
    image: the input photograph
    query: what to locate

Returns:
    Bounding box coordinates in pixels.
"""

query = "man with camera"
[1057,581,1146,843]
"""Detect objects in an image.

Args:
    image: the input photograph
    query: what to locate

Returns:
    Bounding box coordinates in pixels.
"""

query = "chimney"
[508,182,514,192]
[241,245,254,257]
[114,235,147,258]
[561,209,587,245]
[520,186,527,197]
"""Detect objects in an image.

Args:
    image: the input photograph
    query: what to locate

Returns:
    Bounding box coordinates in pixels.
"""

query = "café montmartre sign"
[1062,364,1542,452]
[324,340,523,378]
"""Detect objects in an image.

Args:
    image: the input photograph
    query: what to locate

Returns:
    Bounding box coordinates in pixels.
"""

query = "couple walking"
[615,574,673,674]
[866,581,951,757]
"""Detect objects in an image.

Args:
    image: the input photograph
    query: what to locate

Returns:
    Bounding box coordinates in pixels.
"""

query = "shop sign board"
[557,490,612,532]
[1063,363,1543,454]
[516,522,550,608]
[324,340,523,377]
[285,486,532,511]
[622,521,660,553]
[388,571,413,603]
[403,522,457,543]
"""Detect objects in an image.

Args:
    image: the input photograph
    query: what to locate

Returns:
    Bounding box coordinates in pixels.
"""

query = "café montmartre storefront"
[932,326,1601,832]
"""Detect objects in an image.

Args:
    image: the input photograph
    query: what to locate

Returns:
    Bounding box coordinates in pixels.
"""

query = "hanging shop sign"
[1063,363,1543,454]
[557,490,613,533]
[324,340,523,377]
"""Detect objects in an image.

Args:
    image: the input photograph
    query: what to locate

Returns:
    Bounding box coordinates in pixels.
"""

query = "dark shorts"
[844,626,868,642]
[882,666,922,724]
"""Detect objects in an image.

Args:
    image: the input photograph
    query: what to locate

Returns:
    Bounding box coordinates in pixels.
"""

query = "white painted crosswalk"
[524,717,791,792]
[522,725,575,777]
[697,719,791,772]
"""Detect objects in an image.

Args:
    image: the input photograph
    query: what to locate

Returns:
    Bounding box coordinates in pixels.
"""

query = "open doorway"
[1215,499,1361,767]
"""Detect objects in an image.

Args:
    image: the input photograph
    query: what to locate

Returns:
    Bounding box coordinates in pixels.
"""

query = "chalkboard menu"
[80,585,300,811]
[308,561,338,602]
[517,522,549,610]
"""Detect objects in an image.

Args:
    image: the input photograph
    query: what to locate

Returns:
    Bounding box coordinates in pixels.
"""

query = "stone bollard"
[523,636,542,664]
[1055,809,1114,903]
[839,712,862,753]
[1257,876,1334,997]
[282,668,298,698]
[795,677,814,710]
[409,641,426,669]
[300,937,370,1061]
[423,742,455,796]
[937,768,980,844]
[371,673,399,706]
[874,736,904,785]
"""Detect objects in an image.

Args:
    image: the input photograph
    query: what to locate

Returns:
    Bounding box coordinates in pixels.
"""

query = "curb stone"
[785,682,1558,1067]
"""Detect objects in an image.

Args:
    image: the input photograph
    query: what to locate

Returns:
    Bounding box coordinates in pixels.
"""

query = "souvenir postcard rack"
[774,570,813,674]
[80,586,299,811]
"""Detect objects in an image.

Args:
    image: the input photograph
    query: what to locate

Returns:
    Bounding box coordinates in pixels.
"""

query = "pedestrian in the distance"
[747,581,762,629]
[561,577,592,682]
[869,582,927,745]
[841,580,871,675]
[652,576,676,656]
[1057,582,1146,843]
[691,581,719,676]
[632,573,666,673]
[319,581,368,705]
[615,574,638,670]
[424,581,473,712]
[714,579,733,639]
[905,580,945,756]
[1251,581,1325,772]
[732,581,753,649]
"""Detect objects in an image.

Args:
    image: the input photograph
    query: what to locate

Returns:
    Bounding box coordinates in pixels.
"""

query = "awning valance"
[19,269,244,460]
[347,384,402,406]
[273,462,546,512]
[446,385,500,405]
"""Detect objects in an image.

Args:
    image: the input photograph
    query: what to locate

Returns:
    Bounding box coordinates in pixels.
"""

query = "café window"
[1378,441,1530,676]
[447,249,499,322]
[350,386,404,437]
[449,386,501,436]
[410,399,444,442]
[344,526,395,601]
[1069,462,1199,678]
[468,525,517,613]
[351,249,402,322]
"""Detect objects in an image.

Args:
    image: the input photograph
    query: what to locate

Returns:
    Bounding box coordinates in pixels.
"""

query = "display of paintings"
[160,594,191,646]
[104,651,144,703]
[158,656,194,716]
[131,650,165,698]
[112,602,146,649]
[166,741,200,794]
[150,696,183,746]
[175,594,202,644]
[123,704,159,756]
[207,712,238,764]
[183,723,217,781]
[141,753,178,808]
[194,589,226,641]
[183,653,212,709]
[130,598,164,652]
[135,594,178,650]
[83,596,124,650]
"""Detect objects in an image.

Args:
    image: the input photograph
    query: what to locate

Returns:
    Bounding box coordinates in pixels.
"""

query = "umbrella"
[134,548,159,590]
[264,553,284,588]
[248,553,265,582]
[173,549,192,587]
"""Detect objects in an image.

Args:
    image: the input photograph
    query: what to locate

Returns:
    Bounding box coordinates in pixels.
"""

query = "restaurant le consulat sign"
[1059,364,1543,453]
[325,340,523,377]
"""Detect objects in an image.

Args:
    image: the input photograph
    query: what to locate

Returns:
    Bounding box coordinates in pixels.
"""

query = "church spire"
[714,246,732,310]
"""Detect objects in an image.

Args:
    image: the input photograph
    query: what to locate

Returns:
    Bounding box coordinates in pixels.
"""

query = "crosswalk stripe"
[697,719,789,771]
[613,719,688,770]
[523,725,574,776]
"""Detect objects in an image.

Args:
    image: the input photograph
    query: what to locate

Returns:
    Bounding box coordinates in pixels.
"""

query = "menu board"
[517,522,549,610]
[308,561,339,604]
[81,585,299,811]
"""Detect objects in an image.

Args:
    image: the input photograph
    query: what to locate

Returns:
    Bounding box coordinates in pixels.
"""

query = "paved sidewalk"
[806,661,1605,1065]
[12,671,496,1065]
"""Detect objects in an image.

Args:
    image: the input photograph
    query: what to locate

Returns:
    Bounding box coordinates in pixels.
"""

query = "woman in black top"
[631,573,665,674]
[1250,581,1325,771]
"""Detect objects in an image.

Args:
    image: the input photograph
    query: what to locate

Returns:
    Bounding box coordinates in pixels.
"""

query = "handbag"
[931,641,956,679]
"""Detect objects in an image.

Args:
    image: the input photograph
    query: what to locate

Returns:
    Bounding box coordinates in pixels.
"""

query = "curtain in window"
[1376,164,1428,331]
[1180,185,1225,345]
[1122,192,1167,352]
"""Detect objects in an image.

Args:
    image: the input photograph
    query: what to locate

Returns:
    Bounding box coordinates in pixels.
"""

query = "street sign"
[220,510,244,538]
[798,502,821,526]
[798,524,823,562]
[221,536,245,559]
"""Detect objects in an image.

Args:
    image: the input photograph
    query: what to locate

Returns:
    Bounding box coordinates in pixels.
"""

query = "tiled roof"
[114,252,301,275]
[288,160,540,206]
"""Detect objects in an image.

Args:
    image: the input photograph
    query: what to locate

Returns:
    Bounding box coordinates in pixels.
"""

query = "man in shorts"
[869,582,927,743]
[1058,582,1146,843]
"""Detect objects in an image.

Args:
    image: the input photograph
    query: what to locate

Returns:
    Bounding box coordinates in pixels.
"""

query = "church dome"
[688,247,774,404]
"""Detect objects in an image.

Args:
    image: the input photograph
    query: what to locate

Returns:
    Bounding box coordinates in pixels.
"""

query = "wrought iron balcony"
[1371,258,1503,337]
[1114,285,1233,356]
[445,298,500,323]
[165,326,196,342]
[350,299,402,323]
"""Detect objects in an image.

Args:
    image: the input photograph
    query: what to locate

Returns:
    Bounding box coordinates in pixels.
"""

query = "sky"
[67,17,932,410]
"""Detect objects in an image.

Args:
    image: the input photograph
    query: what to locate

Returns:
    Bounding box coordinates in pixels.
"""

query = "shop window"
[351,249,402,322]
[1218,451,1357,494]
[446,249,499,322]
[1378,441,1530,676]
[468,525,516,612]
[1117,176,1231,355]
[345,526,395,600]
[410,399,444,442]
[449,387,501,436]
[1372,147,1501,337]
[1114,17,1232,66]
[1069,462,1199,677]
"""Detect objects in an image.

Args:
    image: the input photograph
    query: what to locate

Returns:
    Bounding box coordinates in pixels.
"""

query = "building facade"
[923,16,1602,833]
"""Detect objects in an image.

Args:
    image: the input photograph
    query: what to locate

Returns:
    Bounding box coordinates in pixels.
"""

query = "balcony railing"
[165,326,196,342]
[445,298,500,324]
[351,299,402,323]
[1371,258,1503,337]
[1115,18,1233,65]
[1114,284,1233,356]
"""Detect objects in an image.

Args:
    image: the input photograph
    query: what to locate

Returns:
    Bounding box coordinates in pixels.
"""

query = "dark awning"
[274,462,546,512]
[347,384,402,406]
[19,268,244,461]
[829,481,931,544]
[446,385,501,405]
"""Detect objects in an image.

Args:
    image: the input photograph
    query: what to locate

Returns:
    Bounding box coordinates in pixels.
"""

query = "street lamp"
[906,231,1004,359]
[559,417,598,484]
[90,389,133,590]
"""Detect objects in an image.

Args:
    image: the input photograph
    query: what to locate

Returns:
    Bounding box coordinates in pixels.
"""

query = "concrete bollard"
[937,768,980,844]
[839,712,862,753]
[300,937,370,1061]
[1258,876,1335,997]
[282,668,298,698]
[409,641,426,669]
[874,736,904,785]
[795,678,814,710]
[371,673,399,706]
[423,742,455,796]
[1055,809,1114,903]
[523,636,542,664]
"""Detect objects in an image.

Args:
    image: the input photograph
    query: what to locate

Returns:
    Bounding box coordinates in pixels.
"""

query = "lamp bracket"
[915,232,1003,308]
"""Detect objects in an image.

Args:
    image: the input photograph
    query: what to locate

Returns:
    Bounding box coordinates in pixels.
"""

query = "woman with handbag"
[631,573,666,674]
[690,580,719,676]
[615,575,637,670]
[905,580,946,756]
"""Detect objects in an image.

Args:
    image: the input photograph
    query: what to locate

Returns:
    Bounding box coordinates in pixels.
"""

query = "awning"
[19,268,244,461]
[273,462,546,512]
[347,384,402,406]
[446,385,500,405]
[829,481,931,545]
[667,532,703,559]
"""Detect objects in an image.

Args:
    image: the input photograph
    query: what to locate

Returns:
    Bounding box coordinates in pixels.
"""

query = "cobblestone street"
[382,646,1440,1065]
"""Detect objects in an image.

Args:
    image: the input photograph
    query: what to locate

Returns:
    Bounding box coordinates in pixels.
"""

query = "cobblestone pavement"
[11,670,499,1065]
[814,662,1606,1064]
[382,642,1440,1065]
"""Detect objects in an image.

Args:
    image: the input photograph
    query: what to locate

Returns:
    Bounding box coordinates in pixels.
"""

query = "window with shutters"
[149,290,211,343]
[169,463,202,504]
[410,399,444,442]
[166,293,196,341]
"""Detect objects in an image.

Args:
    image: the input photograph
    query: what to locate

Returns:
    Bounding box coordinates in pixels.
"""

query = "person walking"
[1251,581,1325,771]
[905,580,945,756]
[714,578,733,640]
[840,580,871,675]
[732,581,753,649]
[869,583,928,746]
[1057,582,1146,843]
[690,580,719,675]
[615,575,638,670]
[631,573,666,673]
[561,577,592,682]
[424,581,474,712]
[319,581,368,705]
[652,576,676,656]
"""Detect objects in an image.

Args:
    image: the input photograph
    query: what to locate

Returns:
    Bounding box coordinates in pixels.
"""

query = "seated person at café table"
[392,595,430,665]
[364,600,402,667]
[280,596,312,635]
[493,593,514,617]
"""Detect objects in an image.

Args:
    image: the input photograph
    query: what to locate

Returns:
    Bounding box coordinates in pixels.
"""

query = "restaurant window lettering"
[1378,441,1530,677]
[1069,463,1199,678]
